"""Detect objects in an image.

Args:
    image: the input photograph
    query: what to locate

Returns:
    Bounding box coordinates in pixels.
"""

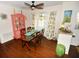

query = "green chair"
[56,44,65,57]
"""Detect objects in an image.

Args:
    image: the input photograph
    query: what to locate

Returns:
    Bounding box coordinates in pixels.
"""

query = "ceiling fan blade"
[35,3,44,9]
[35,3,44,7]
[24,2,31,6]
[35,6,43,9]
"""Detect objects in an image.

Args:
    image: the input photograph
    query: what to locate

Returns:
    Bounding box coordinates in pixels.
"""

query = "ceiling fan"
[24,1,44,10]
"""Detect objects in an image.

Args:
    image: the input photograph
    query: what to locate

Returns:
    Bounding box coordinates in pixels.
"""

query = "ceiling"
[0,1,63,9]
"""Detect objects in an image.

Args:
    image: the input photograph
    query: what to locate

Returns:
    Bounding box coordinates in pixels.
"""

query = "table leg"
[22,40,26,48]
[26,41,31,50]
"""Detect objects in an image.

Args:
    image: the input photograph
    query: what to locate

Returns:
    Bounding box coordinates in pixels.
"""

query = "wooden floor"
[0,37,79,58]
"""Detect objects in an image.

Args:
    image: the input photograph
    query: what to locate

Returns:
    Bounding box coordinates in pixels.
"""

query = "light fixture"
[42,13,45,17]
[61,24,64,28]
[32,6,35,10]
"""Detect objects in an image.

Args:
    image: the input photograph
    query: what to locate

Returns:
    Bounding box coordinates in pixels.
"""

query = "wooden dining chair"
[20,28,31,50]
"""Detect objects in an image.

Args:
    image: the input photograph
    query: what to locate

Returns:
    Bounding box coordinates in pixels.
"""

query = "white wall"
[62,2,79,46]
[43,2,79,46]
[0,3,26,43]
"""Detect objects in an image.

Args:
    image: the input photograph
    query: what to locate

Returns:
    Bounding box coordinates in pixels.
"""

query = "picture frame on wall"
[0,13,7,20]
[62,10,72,24]
[59,10,72,33]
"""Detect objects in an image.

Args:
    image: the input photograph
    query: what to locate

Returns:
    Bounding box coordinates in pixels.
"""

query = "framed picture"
[0,13,7,19]
[62,10,72,24]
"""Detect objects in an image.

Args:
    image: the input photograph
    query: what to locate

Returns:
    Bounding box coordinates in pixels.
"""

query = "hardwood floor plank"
[0,36,79,58]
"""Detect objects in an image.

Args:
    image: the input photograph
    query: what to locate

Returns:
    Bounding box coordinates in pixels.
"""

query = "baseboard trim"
[0,39,13,44]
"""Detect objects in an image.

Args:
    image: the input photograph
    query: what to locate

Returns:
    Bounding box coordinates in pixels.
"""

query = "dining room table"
[22,29,43,49]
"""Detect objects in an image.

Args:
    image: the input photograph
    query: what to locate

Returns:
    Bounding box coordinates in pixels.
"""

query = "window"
[39,13,45,29]
[77,12,79,24]
[35,12,45,31]
[76,12,79,29]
